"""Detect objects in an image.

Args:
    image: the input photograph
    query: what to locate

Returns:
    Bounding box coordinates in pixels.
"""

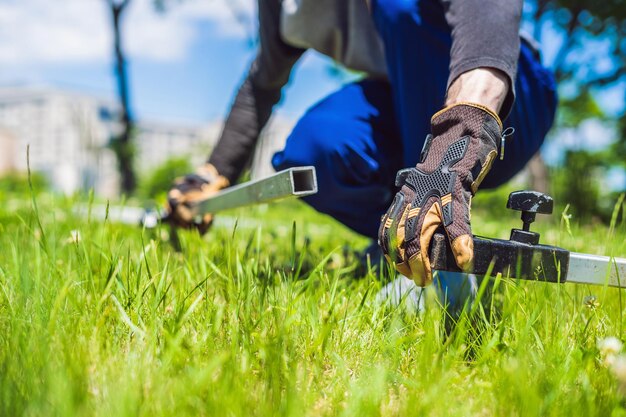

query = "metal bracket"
[191,166,318,217]
[429,233,570,282]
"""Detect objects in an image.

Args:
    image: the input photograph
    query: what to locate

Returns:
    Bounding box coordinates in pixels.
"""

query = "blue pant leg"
[272,79,403,239]
[434,271,478,315]
[482,42,558,188]
[371,0,451,166]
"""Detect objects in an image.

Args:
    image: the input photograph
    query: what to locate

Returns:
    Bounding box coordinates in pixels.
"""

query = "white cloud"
[0,0,110,64]
[171,0,256,38]
[0,0,255,65]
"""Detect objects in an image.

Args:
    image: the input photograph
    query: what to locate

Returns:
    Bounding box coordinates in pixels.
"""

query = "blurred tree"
[527,154,550,194]
[527,0,626,219]
[104,0,190,196]
[534,0,626,85]
[105,0,136,195]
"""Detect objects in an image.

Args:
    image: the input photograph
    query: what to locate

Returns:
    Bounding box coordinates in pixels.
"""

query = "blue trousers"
[272,0,557,308]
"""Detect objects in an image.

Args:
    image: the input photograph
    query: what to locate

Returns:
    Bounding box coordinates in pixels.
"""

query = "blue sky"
[2,0,622,125]
[1,0,624,190]
[121,36,350,124]
[0,0,347,125]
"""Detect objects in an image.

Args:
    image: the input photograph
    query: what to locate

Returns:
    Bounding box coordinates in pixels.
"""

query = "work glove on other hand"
[166,163,229,234]
[379,102,505,286]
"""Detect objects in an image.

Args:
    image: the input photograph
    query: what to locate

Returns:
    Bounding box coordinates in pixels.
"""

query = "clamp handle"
[506,190,554,215]
[427,190,569,281]
[506,191,554,244]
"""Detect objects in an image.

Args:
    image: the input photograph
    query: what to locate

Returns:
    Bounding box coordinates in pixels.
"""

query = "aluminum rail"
[567,252,626,288]
[73,166,318,227]
[190,166,317,216]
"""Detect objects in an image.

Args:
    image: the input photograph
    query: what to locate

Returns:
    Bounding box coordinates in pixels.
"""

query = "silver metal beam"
[191,166,317,216]
[567,252,626,288]
[73,166,318,227]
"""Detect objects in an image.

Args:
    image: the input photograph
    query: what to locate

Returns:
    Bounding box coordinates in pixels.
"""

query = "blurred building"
[0,86,121,196]
[0,86,295,197]
[0,86,225,197]
[135,120,219,174]
[0,128,18,174]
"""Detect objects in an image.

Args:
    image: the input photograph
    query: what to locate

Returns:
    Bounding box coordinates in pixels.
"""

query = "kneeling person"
[167,0,557,311]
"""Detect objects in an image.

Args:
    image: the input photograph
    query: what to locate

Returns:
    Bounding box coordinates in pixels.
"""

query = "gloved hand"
[378,103,504,286]
[166,163,230,234]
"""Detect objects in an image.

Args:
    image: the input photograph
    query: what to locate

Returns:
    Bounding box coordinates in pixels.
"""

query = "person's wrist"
[445,68,509,114]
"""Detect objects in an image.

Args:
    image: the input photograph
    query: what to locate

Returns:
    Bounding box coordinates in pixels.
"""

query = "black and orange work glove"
[166,163,230,235]
[379,102,508,286]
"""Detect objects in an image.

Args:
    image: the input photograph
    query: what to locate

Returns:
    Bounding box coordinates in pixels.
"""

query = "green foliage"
[552,150,603,220]
[534,0,626,84]
[549,92,613,220]
[0,192,625,416]
[528,0,626,221]
[138,156,192,201]
[558,89,605,128]
[547,89,626,221]
[0,171,48,195]
[553,0,626,28]
[473,183,521,221]
[610,118,626,169]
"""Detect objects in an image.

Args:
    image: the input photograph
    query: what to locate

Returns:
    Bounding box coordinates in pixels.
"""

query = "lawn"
[1,189,626,416]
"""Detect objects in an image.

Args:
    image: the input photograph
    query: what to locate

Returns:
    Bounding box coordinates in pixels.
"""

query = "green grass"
[1,190,626,417]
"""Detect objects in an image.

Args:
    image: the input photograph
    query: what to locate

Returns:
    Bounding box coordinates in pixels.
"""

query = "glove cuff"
[431,102,503,131]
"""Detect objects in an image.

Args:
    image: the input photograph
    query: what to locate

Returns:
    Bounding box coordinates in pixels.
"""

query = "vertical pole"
[109,0,136,194]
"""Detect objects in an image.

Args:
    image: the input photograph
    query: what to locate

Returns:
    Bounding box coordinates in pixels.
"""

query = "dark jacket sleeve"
[208,0,305,183]
[442,0,523,118]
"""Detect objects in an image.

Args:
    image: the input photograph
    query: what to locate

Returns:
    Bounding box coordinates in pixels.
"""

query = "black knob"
[506,191,554,245]
[506,191,553,215]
